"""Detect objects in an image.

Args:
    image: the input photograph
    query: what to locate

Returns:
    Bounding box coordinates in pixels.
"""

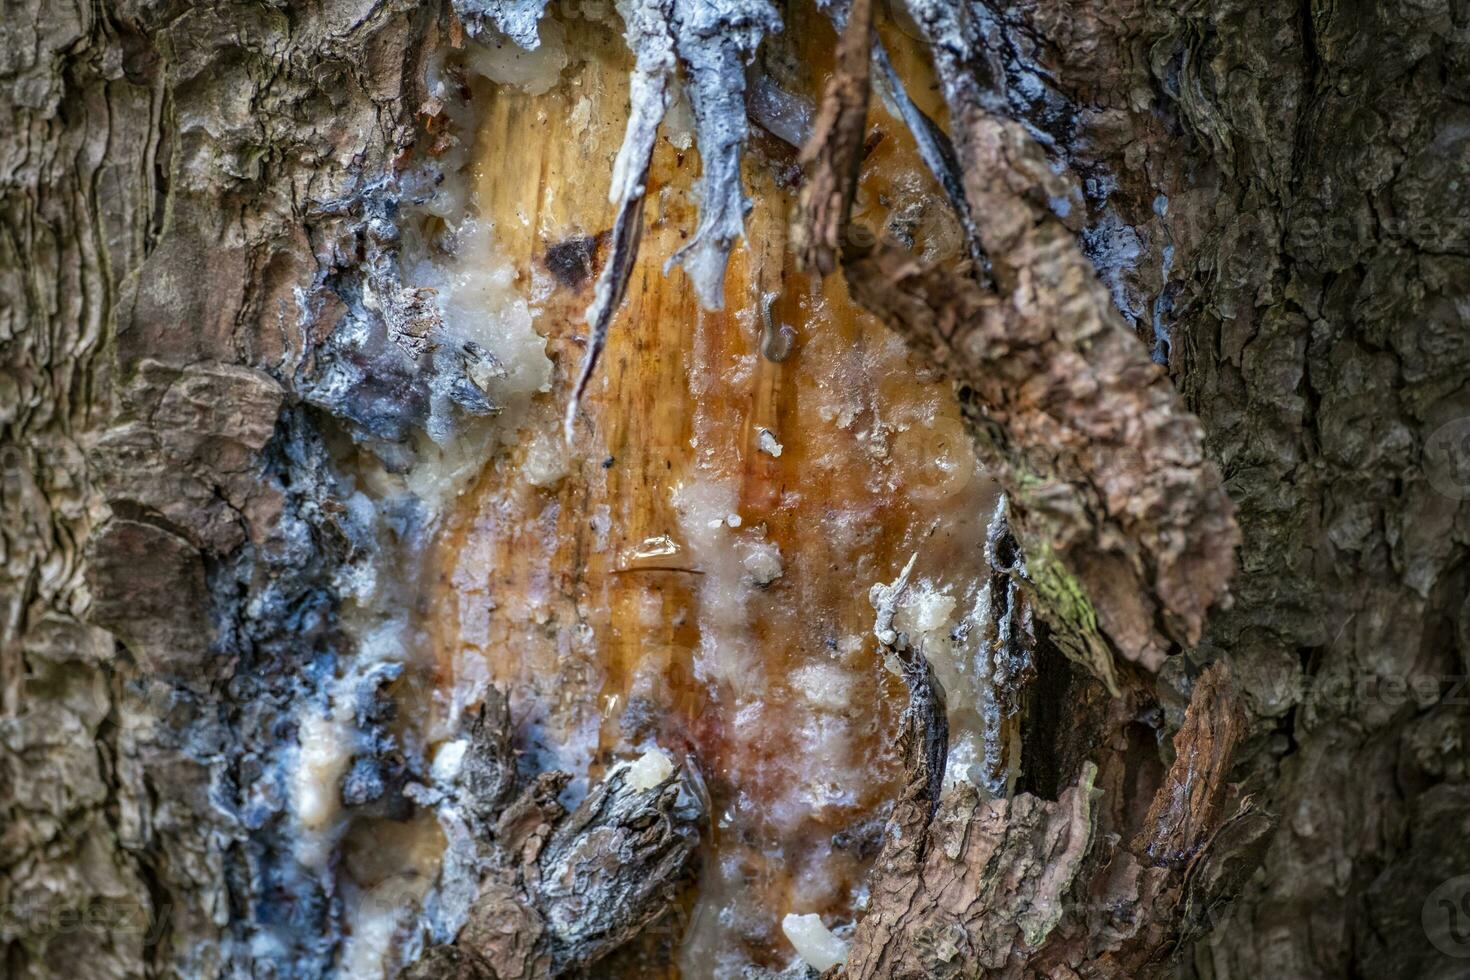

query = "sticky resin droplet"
[626,747,674,790]
[781,913,849,972]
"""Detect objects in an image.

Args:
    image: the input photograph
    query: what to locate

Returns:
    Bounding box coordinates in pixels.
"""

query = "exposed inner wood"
[404,7,1005,973]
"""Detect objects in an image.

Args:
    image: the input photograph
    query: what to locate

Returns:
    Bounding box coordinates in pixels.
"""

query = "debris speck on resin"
[757,426,783,456]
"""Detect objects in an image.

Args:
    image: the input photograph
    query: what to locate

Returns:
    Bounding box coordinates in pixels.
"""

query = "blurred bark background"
[3,0,1468,977]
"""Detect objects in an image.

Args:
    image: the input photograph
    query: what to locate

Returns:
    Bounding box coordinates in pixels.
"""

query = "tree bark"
[2,1,1466,979]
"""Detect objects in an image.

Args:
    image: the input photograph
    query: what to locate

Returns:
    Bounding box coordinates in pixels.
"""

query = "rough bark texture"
[830,1,1470,975]
[953,4,1470,978]
[835,646,1256,977]
[3,0,1468,979]
[3,3,702,976]
[790,0,874,275]
[4,3,437,975]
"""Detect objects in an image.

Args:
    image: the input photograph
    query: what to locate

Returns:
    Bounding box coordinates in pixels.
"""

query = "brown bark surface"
[3,1,1468,979]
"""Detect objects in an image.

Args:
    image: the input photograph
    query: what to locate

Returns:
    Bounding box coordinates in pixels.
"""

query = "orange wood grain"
[421,5,997,969]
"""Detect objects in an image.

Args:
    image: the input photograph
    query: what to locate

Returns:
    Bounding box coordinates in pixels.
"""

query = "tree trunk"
[2,1,1466,979]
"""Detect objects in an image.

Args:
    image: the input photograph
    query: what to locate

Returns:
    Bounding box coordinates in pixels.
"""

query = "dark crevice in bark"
[1018,629,1089,801]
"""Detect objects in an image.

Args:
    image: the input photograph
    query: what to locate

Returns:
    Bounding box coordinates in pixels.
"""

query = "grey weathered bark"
[2,1,1467,979]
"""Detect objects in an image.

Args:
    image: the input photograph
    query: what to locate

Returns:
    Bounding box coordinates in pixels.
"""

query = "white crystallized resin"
[781,912,849,972]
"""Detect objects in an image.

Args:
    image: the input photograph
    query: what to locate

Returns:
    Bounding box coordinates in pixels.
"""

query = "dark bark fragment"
[664,0,782,309]
[415,750,703,979]
[792,2,1239,689]
[841,663,1252,980]
[535,765,702,971]
[970,494,1036,793]
[459,691,521,834]
[791,0,875,275]
[842,227,1237,689]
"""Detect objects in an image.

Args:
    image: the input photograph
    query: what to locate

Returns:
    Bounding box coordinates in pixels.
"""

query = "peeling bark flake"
[842,663,1254,979]
[456,0,555,49]
[664,0,782,309]
[839,102,1239,684]
[567,0,677,443]
[792,0,874,275]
